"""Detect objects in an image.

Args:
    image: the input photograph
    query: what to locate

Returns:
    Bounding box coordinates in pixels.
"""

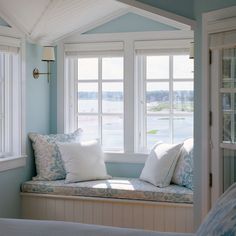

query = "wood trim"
[201,4,236,227]
[21,193,193,233]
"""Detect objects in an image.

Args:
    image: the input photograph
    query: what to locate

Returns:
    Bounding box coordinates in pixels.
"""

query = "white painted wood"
[102,202,113,226]
[143,204,154,230]
[123,204,133,228]
[112,203,124,227]
[154,205,164,231]
[210,48,223,206]
[21,193,193,233]
[0,155,26,172]
[63,30,193,43]
[134,39,192,50]
[93,201,103,225]
[202,6,236,228]
[64,200,74,222]
[123,39,135,153]
[0,0,128,44]
[64,42,123,53]
[175,207,186,232]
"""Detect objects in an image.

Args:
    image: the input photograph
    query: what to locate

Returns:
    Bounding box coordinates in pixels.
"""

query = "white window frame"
[136,50,194,152]
[75,54,125,152]
[0,35,26,172]
[59,31,193,163]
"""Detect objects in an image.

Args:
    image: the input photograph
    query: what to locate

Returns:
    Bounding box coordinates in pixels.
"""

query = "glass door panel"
[221,48,236,192]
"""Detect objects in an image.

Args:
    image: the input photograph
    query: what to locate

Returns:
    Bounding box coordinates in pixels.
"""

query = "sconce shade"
[42,46,55,61]
[189,42,194,59]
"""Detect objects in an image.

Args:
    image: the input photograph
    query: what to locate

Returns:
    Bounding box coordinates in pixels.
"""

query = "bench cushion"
[21,178,193,204]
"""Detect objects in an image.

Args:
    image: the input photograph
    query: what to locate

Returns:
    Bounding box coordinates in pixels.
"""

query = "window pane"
[173,55,193,79]
[223,149,236,191]
[173,82,193,113]
[78,116,98,141]
[102,57,123,80]
[78,58,98,80]
[173,116,193,143]
[102,116,123,150]
[78,83,98,113]
[147,116,170,149]
[222,48,236,88]
[146,82,169,113]
[102,83,123,113]
[146,56,169,79]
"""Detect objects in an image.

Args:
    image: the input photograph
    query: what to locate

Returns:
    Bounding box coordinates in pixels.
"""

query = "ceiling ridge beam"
[116,0,196,30]
[30,0,58,42]
[0,6,29,38]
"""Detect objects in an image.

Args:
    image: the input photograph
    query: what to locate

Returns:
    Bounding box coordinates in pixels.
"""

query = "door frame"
[201,6,236,221]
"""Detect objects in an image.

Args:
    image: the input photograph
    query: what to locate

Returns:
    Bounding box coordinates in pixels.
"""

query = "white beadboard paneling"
[133,204,144,229]
[102,202,113,226]
[123,204,133,228]
[46,198,56,220]
[74,201,84,223]
[64,200,74,222]
[21,193,193,233]
[154,205,165,231]
[93,202,103,225]
[175,207,186,232]
[143,205,154,230]
[0,0,128,44]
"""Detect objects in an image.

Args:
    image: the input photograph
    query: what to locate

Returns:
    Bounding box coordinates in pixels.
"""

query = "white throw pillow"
[140,142,183,187]
[58,140,109,183]
[172,138,194,189]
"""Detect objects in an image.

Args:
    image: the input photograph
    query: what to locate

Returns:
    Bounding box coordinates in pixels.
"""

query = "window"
[0,42,21,158]
[67,55,124,151]
[137,52,194,151]
[64,41,194,155]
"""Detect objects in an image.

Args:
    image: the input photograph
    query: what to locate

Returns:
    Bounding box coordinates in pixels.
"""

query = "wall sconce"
[33,46,55,83]
[189,42,194,59]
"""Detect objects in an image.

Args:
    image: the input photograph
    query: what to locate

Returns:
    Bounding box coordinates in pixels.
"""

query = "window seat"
[21,178,193,233]
[21,177,193,204]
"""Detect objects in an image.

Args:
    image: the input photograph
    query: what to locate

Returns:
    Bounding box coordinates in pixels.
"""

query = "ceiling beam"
[29,0,57,43]
[116,0,196,30]
[0,6,29,38]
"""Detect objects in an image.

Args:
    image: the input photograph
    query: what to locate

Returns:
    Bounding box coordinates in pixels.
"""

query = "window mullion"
[98,57,102,145]
[169,55,174,144]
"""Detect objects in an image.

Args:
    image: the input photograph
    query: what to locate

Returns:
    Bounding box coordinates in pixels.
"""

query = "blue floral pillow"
[171,138,193,190]
[29,129,82,181]
[197,183,236,235]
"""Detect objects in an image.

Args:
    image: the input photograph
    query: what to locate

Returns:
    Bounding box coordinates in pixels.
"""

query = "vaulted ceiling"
[0,0,194,45]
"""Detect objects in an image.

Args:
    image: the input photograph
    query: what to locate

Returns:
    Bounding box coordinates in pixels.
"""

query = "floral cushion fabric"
[172,138,193,190]
[196,183,236,236]
[28,129,82,181]
[21,177,193,204]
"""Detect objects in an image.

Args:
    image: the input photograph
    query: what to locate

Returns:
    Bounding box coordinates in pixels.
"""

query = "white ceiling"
[0,0,128,44]
[0,0,193,45]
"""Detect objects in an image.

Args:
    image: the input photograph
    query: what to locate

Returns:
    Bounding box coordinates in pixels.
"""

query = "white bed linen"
[0,219,194,236]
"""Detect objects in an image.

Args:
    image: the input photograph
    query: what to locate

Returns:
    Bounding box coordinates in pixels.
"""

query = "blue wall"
[84,12,177,34]
[0,43,50,218]
[50,47,57,134]
[137,0,194,20]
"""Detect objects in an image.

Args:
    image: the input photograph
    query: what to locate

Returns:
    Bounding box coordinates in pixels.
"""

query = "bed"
[3,182,236,235]
[0,218,193,236]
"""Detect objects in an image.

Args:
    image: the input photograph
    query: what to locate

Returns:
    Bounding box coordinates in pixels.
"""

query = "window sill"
[0,155,27,173]
[104,152,148,163]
